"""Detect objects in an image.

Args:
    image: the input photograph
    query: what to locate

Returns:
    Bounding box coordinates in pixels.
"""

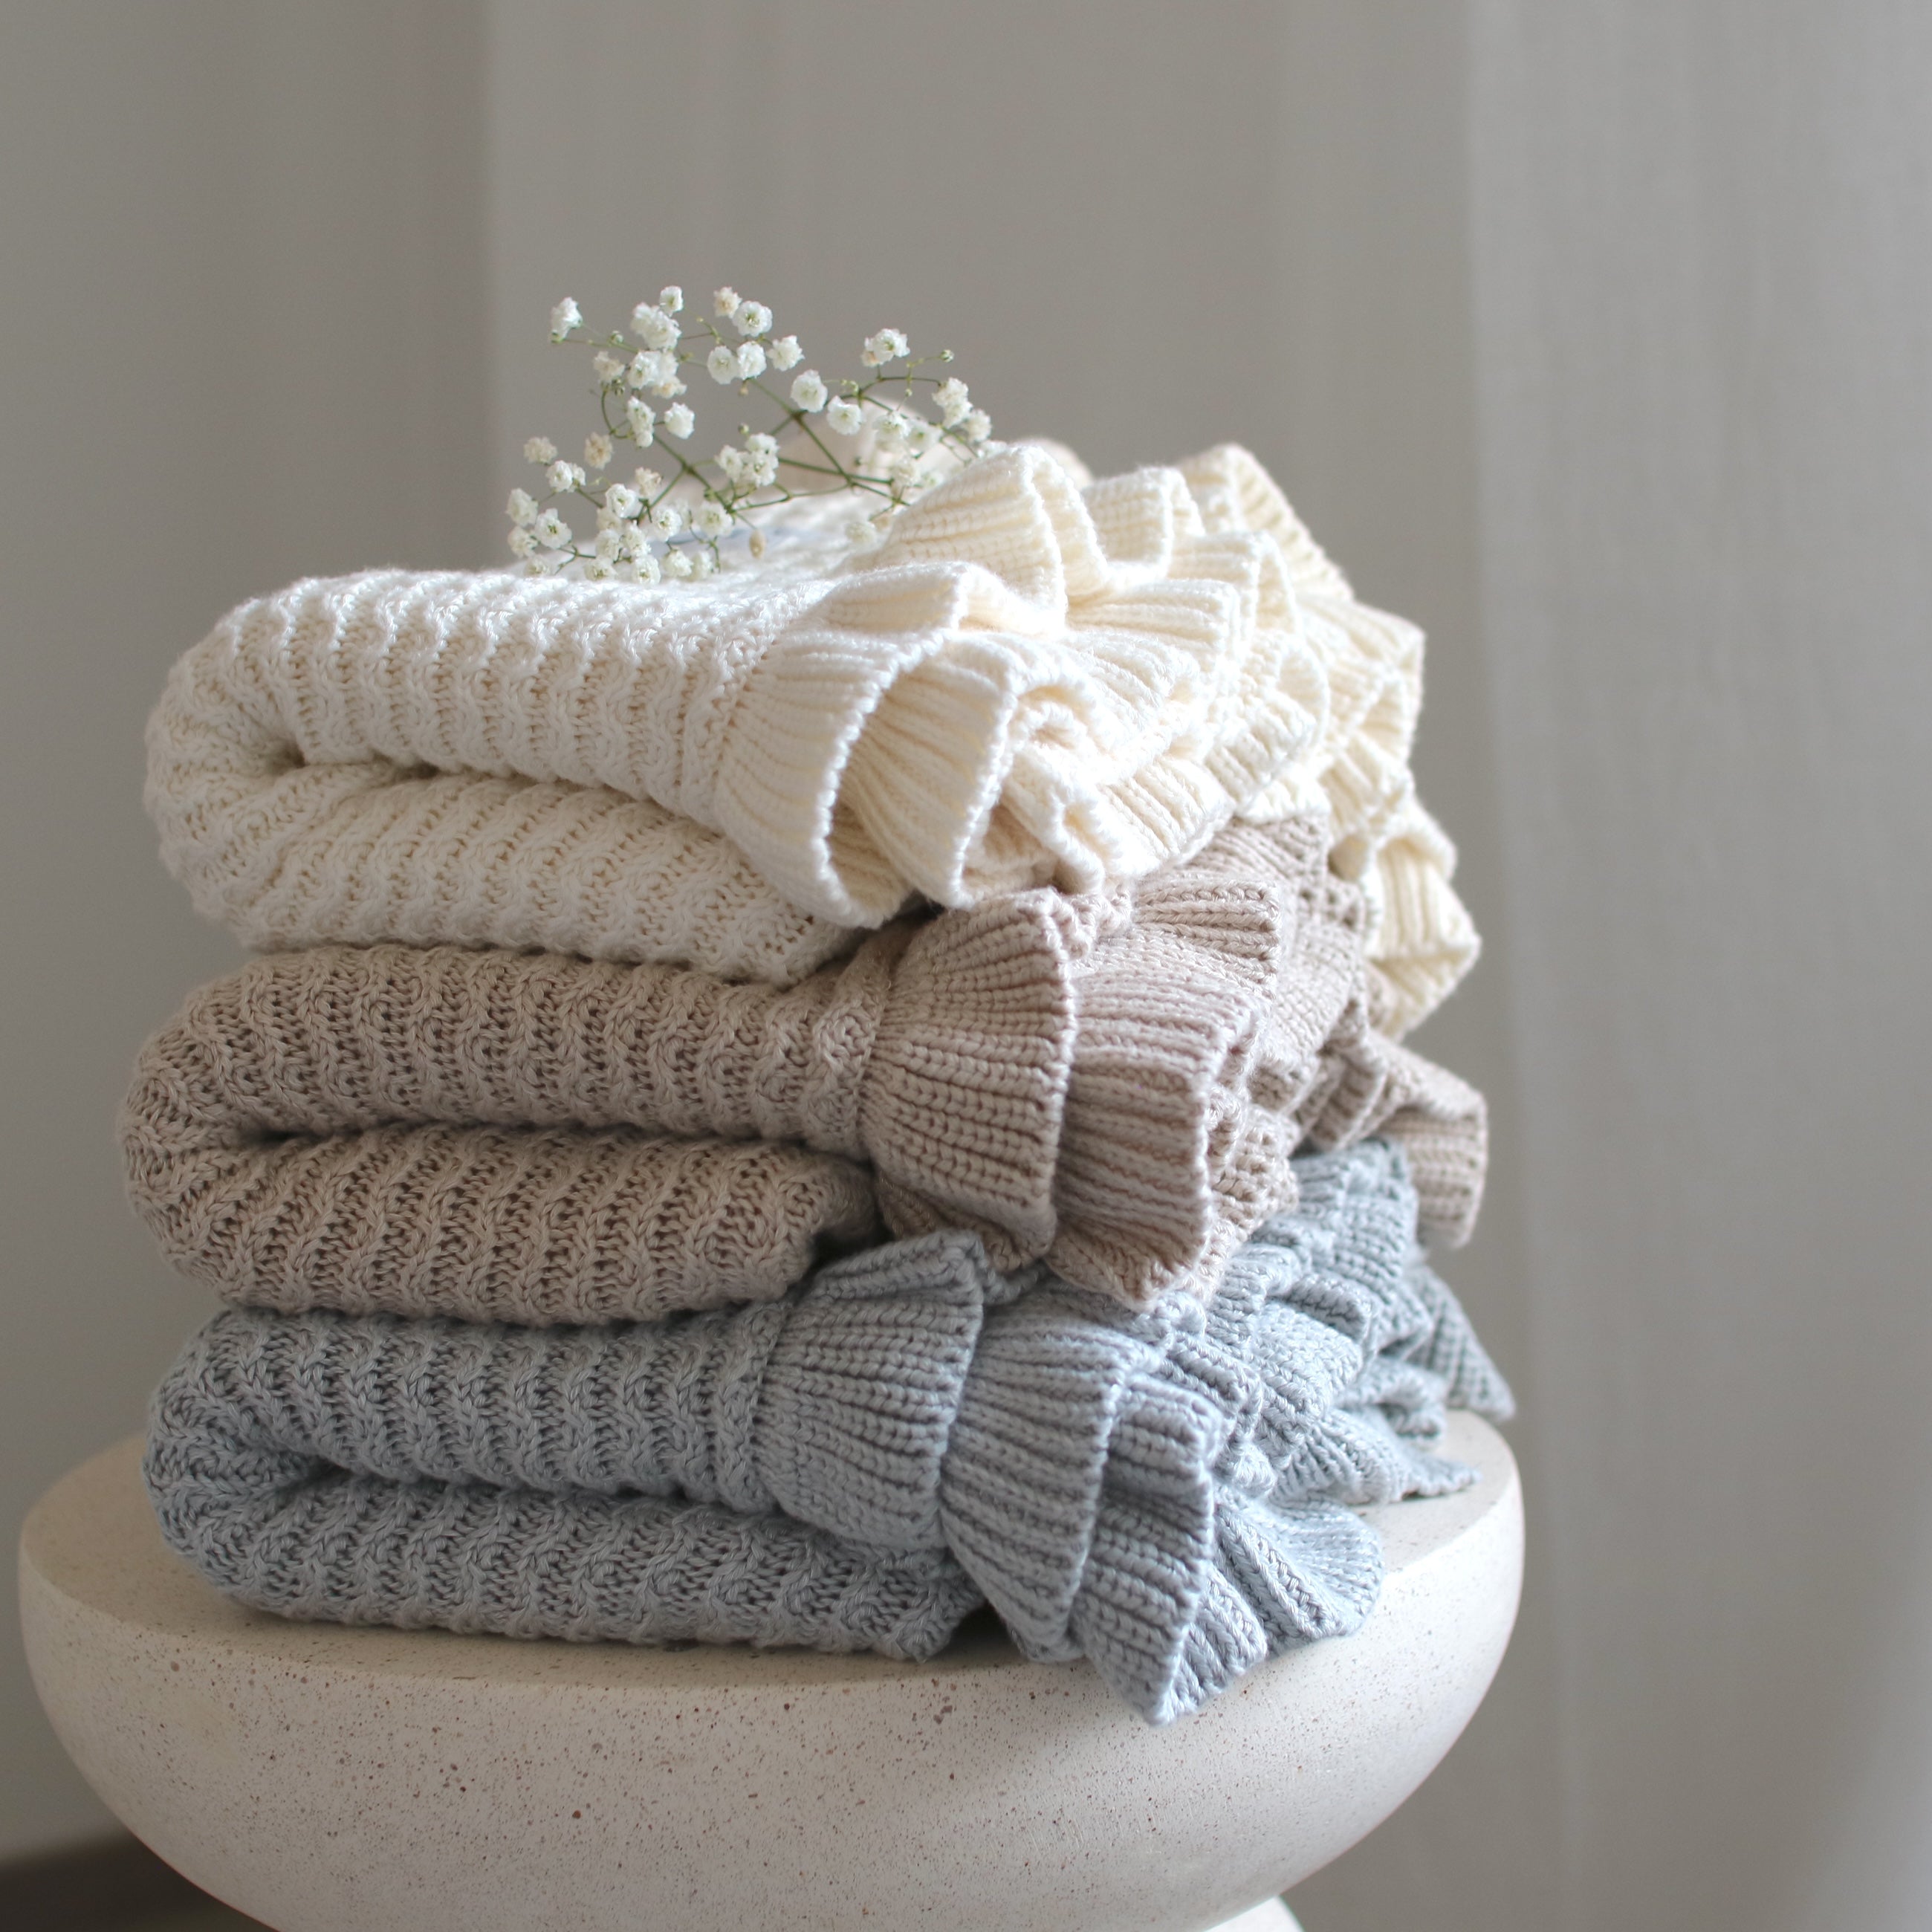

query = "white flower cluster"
[509,282,995,581]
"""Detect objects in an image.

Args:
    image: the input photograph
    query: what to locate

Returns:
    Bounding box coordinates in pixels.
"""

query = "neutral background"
[4,4,1928,1928]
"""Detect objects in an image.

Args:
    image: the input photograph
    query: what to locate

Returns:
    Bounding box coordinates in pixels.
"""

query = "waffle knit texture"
[146,1140,1511,1724]
[146,443,1473,1033]
[123,816,1486,1320]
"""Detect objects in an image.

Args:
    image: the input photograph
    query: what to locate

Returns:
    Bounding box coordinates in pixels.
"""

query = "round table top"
[22,1413,1521,1932]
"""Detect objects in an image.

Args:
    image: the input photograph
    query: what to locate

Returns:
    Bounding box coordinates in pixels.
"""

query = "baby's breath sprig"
[507,285,996,582]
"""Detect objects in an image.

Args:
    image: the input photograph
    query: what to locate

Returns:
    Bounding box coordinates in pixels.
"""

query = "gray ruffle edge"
[146,1140,1508,1722]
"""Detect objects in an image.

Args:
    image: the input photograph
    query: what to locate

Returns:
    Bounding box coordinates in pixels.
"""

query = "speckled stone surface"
[20,1415,1519,1932]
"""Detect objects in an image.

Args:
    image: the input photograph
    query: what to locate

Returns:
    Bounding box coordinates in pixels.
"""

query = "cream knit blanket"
[146,444,1474,1034]
[123,819,1485,1321]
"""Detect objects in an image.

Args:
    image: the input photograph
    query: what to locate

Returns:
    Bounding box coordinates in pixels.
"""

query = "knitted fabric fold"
[146,1140,1511,1723]
[147,443,1473,1031]
[1297,990,1491,1248]
[146,1370,978,1659]
[123,819,1485,1317]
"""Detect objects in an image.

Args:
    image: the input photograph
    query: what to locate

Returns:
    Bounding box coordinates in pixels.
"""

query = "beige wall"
[0,1,489,1858]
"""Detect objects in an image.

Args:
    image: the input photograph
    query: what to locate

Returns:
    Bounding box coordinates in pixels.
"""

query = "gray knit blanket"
[146,1142,1510,1724]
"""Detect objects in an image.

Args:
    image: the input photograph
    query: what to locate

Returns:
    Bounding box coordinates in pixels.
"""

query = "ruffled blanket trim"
[146,444,1475,1031]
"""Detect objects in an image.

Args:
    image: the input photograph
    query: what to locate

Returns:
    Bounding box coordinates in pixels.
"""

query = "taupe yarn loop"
[124,818,1486,1316]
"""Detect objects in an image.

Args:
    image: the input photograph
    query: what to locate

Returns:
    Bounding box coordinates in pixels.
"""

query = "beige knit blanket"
[146,444,1474,1035]
[123,819,1483,1322]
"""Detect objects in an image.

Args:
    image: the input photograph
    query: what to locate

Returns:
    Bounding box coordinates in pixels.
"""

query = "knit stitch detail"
[127,817,1467,1315]
[144,1370,976,1659]
[144,1142,1510,1722]
[117,941,886,1322]
[1353,800,1481,1037]
[1297,1001,1490,1245]
[146,445,1476,1029]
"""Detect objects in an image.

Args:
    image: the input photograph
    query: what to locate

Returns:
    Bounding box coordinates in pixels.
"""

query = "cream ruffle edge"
[146,443,1474,1032]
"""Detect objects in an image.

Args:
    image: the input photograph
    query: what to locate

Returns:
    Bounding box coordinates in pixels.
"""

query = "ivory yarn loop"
[147,443,1475,1033]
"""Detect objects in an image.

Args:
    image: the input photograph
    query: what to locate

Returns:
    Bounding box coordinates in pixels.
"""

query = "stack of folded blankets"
[125,441,1511,1724]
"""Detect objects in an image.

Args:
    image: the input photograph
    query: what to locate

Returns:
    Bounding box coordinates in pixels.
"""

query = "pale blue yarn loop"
[146,1140,1511,1723]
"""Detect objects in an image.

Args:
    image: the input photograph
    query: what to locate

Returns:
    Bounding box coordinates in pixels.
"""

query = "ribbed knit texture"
[146,444,1474,1032]
[123,817,1486,1317]
[146,1140,1509,1722]
[1297,986,1491,1248]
